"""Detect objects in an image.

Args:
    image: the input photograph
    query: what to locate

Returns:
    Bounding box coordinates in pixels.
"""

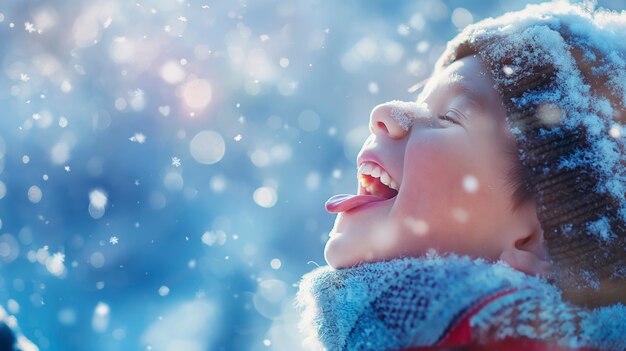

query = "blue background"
[0,1,624,350]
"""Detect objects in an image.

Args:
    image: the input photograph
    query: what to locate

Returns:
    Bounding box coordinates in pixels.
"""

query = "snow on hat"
[434,1,626,304]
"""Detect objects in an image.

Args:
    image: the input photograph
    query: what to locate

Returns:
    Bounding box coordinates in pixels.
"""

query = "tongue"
[325,194,387,213]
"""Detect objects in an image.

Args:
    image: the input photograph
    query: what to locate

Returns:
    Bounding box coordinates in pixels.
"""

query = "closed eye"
[438,111,463,126]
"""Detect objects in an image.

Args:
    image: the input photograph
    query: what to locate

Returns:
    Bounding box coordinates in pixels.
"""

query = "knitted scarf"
[295,254,626,351]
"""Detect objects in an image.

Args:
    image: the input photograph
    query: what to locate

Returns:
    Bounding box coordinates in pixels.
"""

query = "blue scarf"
[295,254,626,351]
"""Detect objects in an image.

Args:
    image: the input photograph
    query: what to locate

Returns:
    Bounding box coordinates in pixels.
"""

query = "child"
[296,2,626,350]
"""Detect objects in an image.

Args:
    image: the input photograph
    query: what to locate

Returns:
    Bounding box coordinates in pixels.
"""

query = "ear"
[499,205,551,276]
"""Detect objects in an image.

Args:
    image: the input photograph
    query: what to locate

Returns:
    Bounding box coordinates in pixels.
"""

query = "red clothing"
[401,288,599,351]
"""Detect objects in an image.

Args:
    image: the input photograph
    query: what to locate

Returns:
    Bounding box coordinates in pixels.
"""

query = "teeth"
[381,173,398,190]
[357,162,399,191]
[380,172,390,185]
[370,167,381,178]
[358,164,366,175]
[390,180,398,190]
[363,163,374,175]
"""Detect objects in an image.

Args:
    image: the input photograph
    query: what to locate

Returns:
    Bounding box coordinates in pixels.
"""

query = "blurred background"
[0,0,623,350]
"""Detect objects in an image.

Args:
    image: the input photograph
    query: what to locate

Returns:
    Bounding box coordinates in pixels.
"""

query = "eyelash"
[438,112,461,125]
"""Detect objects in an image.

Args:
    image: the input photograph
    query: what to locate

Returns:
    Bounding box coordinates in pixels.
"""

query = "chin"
[324,232,346,269]
[324,231,359,269]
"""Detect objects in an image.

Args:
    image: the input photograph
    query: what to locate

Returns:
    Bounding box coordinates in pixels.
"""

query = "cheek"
[402,135,471,197]
[393,139,457,229]
[398,134,504,226]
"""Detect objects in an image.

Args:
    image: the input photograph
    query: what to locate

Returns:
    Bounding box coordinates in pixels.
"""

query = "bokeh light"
[189,130,225,165]
[1,1,624,351]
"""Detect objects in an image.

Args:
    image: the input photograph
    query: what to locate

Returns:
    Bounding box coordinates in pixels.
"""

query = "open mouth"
[358,161,399,199]
[325,160,400,213]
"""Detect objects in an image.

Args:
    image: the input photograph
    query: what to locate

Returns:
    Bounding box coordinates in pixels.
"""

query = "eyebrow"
[452,81,487,109]
[410,78,488,117]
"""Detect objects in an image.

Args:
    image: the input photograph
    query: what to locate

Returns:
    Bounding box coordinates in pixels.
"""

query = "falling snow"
[129,133,147,144]
[24,21,36,33]
[0,1,624,351]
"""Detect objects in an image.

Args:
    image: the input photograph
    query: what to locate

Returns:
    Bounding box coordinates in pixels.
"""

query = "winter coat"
[295,254,626,351]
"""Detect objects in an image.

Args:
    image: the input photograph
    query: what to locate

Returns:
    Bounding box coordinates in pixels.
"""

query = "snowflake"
[131,88,144,97]
[109,236,119,245]
[171,157,181,167]
[129,133,146,144]
[64,165,71,172]
[134,179,140,186]
[53,252,65,262]
[234,134,242,141]
[20,73,30,82]
[24,22,36,33]
[178,16,187,22]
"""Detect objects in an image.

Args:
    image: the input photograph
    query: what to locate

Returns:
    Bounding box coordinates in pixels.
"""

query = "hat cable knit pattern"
[434,1,626,298]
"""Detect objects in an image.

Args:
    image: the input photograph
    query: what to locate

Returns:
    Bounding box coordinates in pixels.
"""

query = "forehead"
[417,56,496,108]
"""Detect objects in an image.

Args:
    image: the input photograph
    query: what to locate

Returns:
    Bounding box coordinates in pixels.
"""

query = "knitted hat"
[434,1,626,305]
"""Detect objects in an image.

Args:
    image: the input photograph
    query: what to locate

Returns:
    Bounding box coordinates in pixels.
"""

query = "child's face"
[325,55,540,269]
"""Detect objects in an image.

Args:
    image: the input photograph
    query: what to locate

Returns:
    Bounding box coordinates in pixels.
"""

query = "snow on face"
[386,100,431,131]
[382,74,463,131]
[324,55,540,270]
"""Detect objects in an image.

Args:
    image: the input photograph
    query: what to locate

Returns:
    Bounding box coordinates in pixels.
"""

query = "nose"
[369,101,414,140]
